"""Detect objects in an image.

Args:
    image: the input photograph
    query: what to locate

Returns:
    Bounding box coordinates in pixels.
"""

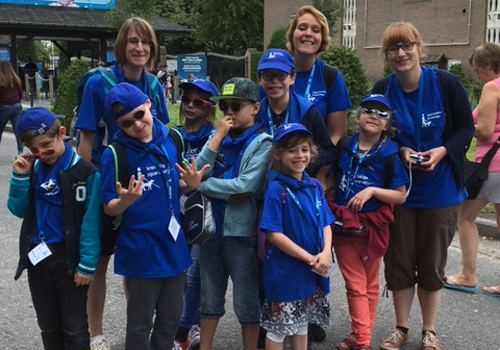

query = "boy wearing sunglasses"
[327,94,408,350]
[8,107,101,350]
[176,77,272,350]
[100,82,206,350]
[256,48,336,186]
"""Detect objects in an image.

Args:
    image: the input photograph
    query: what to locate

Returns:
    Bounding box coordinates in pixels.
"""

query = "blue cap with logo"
[258,48,295,73]
[178,79,219,101]
[105,83,149,121]
[273,123,312,144]
[17,107,63,137]
[360,94,393,111]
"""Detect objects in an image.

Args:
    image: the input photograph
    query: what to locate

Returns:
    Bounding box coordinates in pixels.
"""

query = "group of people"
[5,4,498,350]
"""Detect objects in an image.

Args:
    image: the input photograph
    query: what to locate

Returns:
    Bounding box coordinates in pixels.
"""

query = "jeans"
[0,102,23,153]
[199,236,260,325]
[179,244,201,329]
[27,243,90,350]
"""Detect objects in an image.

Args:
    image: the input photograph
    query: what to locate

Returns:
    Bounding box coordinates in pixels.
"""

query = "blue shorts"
[199,236,260,325]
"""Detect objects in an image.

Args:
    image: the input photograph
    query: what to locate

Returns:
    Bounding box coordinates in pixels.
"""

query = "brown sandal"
[336,334,356,350]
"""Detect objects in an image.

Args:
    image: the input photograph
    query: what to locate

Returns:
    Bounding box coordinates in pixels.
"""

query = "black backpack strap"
[323,63,338,91]
[383,153,395,188]
[168,128,185,163]
[109,142,129,189]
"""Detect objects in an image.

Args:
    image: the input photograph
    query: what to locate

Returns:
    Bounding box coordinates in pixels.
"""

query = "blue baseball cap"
[258,49,295,73]
[273,123,312,144]
[17,107,63,137]
[105,83,149,121]
[360,94,393,111]
[178,79,219,101]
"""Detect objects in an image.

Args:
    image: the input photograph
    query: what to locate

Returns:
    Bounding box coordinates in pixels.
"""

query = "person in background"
[286,5,351,146]
[75,17,169,350]
[172,78,218,350]
[0,60,24,155]
[372,22,474,350]
[444,43,500,297]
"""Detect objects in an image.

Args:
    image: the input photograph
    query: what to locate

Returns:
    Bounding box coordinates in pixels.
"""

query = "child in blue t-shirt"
[173,78,218,350]
[99,82,206,350]
[258,123,335,350]
[7,107,101,349]
[328,94,408,350]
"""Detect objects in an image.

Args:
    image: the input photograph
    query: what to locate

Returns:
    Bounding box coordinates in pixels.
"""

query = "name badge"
[28,241,52,266]
[169,213,181,241]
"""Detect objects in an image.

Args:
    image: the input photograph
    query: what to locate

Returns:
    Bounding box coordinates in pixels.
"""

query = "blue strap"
[303,61,316,99]
[267,106,289,136]
[345,136,380,197]
[145,145,174,213]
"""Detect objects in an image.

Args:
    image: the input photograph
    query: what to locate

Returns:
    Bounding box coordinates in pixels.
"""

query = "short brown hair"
[469,43,500,74]
[286,5,330,54]
[113,17,158,71]
[271,132,317,171]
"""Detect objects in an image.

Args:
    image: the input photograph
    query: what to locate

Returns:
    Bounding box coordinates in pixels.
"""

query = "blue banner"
[0,0,114,9]
[0,46,10,60]
[177,54,206,80]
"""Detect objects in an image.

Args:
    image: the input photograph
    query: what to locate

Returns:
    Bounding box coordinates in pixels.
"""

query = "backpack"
[323,63,338,91]
[107,128,185,229]
[69,67,163,147]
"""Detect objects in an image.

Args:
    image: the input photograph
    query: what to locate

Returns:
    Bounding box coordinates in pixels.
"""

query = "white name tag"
[169,213,181,241]
[28,241,52,266]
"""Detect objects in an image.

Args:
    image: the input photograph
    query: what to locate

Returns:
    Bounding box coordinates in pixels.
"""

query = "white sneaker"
[187,325,200,350]
[90,337,110,350]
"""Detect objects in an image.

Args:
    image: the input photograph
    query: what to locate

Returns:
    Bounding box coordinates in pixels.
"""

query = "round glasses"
[127,38,152,47]
[181,95,213,108]
[118,110,146,128]
[218,101,253,113]
[259,72,289,81]
[361,107,390,120]
[385,43,415,55]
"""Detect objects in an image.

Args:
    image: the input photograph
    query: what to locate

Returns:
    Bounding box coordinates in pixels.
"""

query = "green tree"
[106,0,159,29]
[18,40,50,64]
[266,25,288,50]
[311,0,342,35]
[53,60,89,130]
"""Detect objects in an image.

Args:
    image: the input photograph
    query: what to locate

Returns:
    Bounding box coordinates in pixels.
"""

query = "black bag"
[184,191,215,245]
[464,137,500,200]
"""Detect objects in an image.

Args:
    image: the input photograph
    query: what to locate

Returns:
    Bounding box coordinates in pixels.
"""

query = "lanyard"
[35,197,50,241]
[395,69,424,151]
[302,60,316,99]
[345,138,380,197]
[267,106,289,136]
[284,184,323,252]
[146,144,174,213]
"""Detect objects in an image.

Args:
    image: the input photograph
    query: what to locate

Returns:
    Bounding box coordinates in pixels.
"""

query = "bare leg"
[242,324,259,350]
[87,255,110,338]
[199,318,219,350]
[392,287,415,329]
[290,334,307,350]
[417,287,441,332]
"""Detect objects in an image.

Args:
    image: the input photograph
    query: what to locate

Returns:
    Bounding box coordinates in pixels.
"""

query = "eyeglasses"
[29,139,56,158]
[361,107,390,120]
[219,101,253,113]
[385,43,415,55]
[181,95,213,108]
[118,110,146,128]
[259,72,289,81]
[127,38,152,47]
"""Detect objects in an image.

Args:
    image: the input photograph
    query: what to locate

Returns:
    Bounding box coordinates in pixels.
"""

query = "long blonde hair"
[0,60,21,89]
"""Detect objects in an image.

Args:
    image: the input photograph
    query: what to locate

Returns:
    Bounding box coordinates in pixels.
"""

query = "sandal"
[336,334,356,350]
[483,285,500,298]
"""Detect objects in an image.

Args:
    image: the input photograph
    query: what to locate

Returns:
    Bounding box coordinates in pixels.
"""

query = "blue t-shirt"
[175,123,214,160]
[291,58,351,121]
[334,134,408,212]
[100,121,190,278]
[259,170,335,302]
[76,65,169,167]
[385,67,467,208]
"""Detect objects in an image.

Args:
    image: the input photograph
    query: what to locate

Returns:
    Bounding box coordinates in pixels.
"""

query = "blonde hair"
[470,43,500,74]
[113,17,158,71]
[0,60,21,89]
[179,86,216,126]
[271,132,317,171]
[286,5,330,54]
[381,22,423,59]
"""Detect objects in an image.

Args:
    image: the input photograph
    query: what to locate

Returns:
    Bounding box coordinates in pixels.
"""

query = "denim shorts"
[199,235,260,325]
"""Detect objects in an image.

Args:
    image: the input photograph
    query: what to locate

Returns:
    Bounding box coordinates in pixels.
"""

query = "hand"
[12,154,34,173]
[74,272,93,287]
[416,146,447,172]
[310,250,331,275]
[175,157,210,191]
[116,175,144,205]
[214,116,233,138]
[347,187,374,212]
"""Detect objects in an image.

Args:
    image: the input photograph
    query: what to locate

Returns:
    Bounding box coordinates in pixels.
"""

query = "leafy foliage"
[449,63,482,109]
[17,40,50,64]
[53,60,89,130]
[311,0,342,35]
[266,25,288,50]
[250,51,265,83]
[106,0,159,29]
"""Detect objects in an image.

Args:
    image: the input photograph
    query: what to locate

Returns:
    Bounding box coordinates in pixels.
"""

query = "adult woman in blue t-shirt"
[285,5,351,146]
[372,22,474,350]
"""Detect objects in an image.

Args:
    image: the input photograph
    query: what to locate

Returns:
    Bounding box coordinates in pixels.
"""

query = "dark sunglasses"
[118,110,146,128]
[361,107,390,120]
[181,95,213,108]
[259,71,289,81]
[219,101,253,113]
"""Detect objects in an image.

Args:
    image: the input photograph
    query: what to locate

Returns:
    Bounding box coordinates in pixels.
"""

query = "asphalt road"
[1,130,500,350]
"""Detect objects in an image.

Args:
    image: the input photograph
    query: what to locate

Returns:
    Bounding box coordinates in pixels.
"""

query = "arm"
[268,231,316,264]
[346,185,406,213]
[77,130,96,162]
[474,81,500,141]
[103,175,144,217]
[310,224,333,275]
[327,110,348,146]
